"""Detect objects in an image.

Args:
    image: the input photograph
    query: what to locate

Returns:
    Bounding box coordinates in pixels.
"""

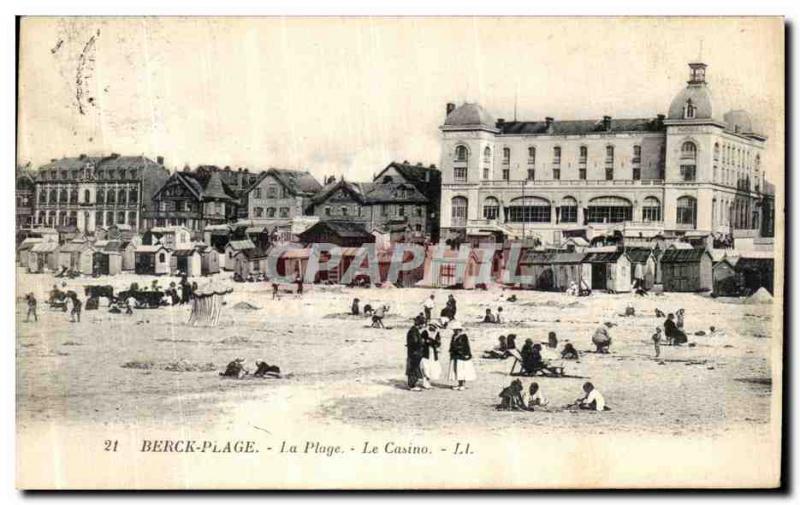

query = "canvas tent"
[187,282,233,327]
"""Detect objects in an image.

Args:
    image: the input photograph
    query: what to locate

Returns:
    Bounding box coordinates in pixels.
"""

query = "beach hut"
[135,245,171,275]
[583,250,632,293]
[517,251,588,291]
[17,237,42,267]
[112,241,136,271]
[735,255,774,295]
[233,247,269,279]
[626,248,657,290]
[712,257,739,296]
[92,248,122,276]
[278,248,311,279]
[57,241,95,275]
[660,248,713,292]
[199,246,221,275]
[377,247,425,287]
[224,239,256,271]
[419,246,492,289]
[172,248,203,277]
[28,241,59,272]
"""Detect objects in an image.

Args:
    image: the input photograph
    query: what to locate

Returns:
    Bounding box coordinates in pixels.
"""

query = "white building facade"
[439,62,769,246]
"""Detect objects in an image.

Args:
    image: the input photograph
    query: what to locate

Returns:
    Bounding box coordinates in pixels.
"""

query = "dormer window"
[685,99,696,119]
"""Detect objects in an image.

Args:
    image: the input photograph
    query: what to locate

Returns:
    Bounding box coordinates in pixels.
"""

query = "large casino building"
[438,61,772,246]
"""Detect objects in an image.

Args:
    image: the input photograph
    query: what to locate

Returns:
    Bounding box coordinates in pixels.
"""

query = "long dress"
[420,331,442,380]
[405,326,424,385]
[447,333,476,382]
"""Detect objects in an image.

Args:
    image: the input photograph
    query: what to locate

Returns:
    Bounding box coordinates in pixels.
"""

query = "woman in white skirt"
[446,321,476,390]
[420,321,442,389]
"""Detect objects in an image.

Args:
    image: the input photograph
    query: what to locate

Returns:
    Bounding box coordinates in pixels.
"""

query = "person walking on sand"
[69,293,82,323]
[446,321,475,391]
[24,293,37,322]
[295,273,304,296]
[422,294,435,322]
[272,282,280,300]
[652,327,663,358]
[405,316,426,391]
[420,321,442,388]
[676,308,686,330]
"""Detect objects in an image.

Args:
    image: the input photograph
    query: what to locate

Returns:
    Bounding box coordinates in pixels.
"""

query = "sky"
[17,17,784,184]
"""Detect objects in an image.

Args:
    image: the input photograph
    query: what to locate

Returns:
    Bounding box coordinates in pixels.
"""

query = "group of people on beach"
[497,380,607,412]
[404,314,475,391]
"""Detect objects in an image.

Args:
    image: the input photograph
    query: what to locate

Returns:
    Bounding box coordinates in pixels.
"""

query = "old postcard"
[15,16,784,489]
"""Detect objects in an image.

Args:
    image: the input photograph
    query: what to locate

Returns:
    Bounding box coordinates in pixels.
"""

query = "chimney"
[603,115,612,131]
[110,153,120,158]
[496,118,505,129]
[224,165,230,171]
[429,164,436,169]
[79,154,87,160]
[182,164,190,172]
[416,162,423,166]
[446,102,456,116]
[156,155,164,165]
[656,114,665,128]
[545,117,554,127]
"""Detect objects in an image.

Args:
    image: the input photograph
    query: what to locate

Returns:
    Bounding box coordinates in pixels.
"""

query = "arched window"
[107,190,116,204]
[96,188,105,204]
[38,190,46,204]
[502,147,511,164]
[106,211,114,225]
[158,253,166,263]
[552,146,562,166]
[128,211,136,226]
[254,207,264,217]
[482,196,499,220]
[129,188,138,203]
[49,189,57,204]
[69,189,77,204]
[451,196,468,227]
[482,146,492,179]
[676,196,697,227]
[59,189,68,203]
[587,196,632,223]
[713,142,720,161]
[507,196,551,223]
[680,141,697,181]
[118,211,126,224]
[118,189,126,205]
[83,189,90,203]
[266,207,276,217]
[528,147,536,164]
[455,145,469,162]
[559,196,578,223]
[642,196,662,222]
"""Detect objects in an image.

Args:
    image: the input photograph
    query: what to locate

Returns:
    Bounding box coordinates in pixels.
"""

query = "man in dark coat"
[405,316,426,391]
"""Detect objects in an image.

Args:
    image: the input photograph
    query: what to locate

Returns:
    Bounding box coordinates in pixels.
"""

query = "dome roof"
[723,109,753,133]
[444,102,497,128]
[667,84,714,120]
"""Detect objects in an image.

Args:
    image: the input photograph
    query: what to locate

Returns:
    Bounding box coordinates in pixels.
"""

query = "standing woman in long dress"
[446,321,476,391]
[420,321,442,389]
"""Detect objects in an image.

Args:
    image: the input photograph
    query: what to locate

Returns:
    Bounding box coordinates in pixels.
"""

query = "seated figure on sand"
[496,379,527,411]
[220,358,249,379]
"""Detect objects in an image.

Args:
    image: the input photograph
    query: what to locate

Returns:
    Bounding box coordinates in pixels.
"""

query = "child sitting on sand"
[561,342,579,360]
[523,382,549,409]
[482,335,510,359]
[575,382,608,411]
[496,379,527,411]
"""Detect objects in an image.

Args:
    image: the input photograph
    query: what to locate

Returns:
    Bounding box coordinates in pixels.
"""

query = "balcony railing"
[470,178,666,187]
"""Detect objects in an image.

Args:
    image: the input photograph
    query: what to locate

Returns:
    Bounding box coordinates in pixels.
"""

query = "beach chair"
[509,349,565,377]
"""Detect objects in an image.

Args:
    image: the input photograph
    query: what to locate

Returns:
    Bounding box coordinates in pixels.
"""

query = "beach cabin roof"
[583,251,624,263]
[32,242,59,253]
[660,248,710,263]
